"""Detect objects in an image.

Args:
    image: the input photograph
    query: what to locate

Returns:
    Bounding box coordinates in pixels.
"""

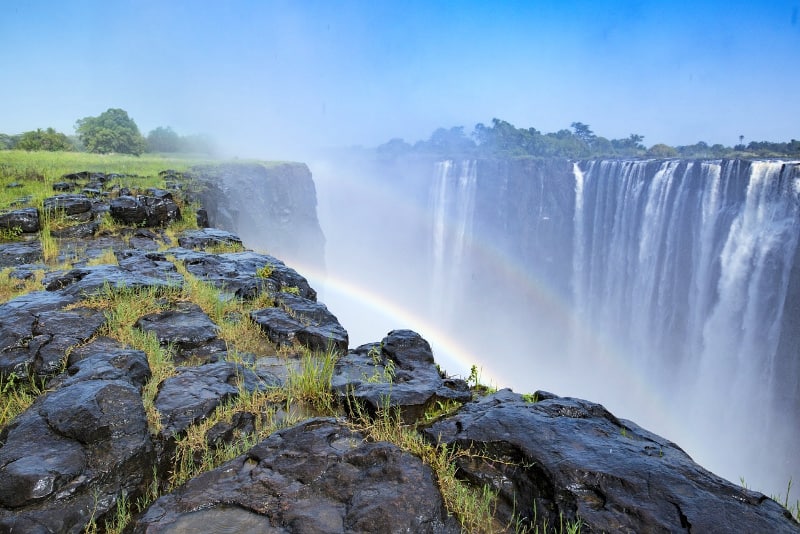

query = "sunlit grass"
[0,266,44,303]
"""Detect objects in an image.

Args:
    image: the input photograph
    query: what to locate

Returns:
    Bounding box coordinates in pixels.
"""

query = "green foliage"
[75,108,147,155]
[16,128,75,152]
[256,264,274,278]
[386,118,798,160]
[647,143,679,158]
[146,126,180,153]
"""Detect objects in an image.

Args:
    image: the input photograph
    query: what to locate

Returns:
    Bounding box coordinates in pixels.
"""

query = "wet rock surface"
[168,248,316,300]
[130,418,460,533]
[0,367,153,532]
[0,207,40,233]
[1,165,797,533]
[332,330,471,423]
[251,293,349,352]
[177,227,242,250]
[134,301,222,364]
[109,192,181,227]
[154,361,277,438]
[423,389,800,533]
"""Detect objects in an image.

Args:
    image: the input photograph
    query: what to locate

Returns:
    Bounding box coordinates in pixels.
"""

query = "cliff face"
[193,162,326,270]
[0,163,798,532]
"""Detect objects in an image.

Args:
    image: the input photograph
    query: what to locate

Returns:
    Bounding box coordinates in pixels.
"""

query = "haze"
[2,1,799,157]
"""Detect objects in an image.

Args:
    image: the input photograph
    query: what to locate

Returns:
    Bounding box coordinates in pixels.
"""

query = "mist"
[4,0,800,506]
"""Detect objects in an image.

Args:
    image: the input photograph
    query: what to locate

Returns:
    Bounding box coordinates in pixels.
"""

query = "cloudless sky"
[2,1,798,158]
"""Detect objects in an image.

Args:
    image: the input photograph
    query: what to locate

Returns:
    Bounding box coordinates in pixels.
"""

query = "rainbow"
[292,162,682,438]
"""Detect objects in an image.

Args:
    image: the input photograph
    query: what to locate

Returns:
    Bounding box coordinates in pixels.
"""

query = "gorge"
[311,156,800,501]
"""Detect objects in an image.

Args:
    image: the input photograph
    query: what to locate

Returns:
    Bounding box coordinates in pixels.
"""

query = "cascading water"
[428,160,477,322]
[571,158,800,495]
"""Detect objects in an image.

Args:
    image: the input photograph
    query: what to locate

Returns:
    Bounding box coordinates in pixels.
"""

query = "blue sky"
[2,1,798,158]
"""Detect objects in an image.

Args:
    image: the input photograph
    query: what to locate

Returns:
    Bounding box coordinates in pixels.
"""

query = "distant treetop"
[376,119,800,160]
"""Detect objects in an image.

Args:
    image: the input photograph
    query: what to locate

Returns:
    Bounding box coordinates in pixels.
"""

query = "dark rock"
[127,228,163,250]
[177,228,243,250]
[196,207,209,228]
[0,294,95,381]
[155,361,277,438]
[46,336,151,391]
[168,248,316,300]
[109,195,181,227]
[250,304,348,352]
[0,207,40,233]
[52,182,74,192]
[0,240,43,267]
[422,389,800,533]
[0,379,153,532]
[205,411,256,448]
[192,162,326,272]
[130,418,460,533]
[61,171,90,181]
[49,221,99,239]
[43,194,92,216]
[134,301,221,363]
[108,195,147,225]
[44,262,182,297]
[332,330,471,423]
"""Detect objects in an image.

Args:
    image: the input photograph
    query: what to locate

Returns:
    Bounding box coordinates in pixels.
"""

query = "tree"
[146,126,180,152]
[16,128,74,151]
[647,143,678,158]
[75,108,146,155]
[0,133,19,150]
[571,122,596,147]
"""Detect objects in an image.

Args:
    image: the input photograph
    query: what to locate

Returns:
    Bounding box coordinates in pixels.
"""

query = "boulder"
[168,249,316,300]
[332,330,471,423]
[154,361,278,438]
[0,207,40,233]
[0,298,101,382]
[109,195,181,227]
[0,379,154,532]
[130,418,460,533]
[177,228,243,250]
[421,389,800,533]
[134,301,223,364]
[0,240,43,267]
[43,194,92,216]
[250,305,348,353]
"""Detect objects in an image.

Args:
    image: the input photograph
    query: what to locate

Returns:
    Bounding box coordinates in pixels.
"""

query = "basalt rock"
[43,194,92,216]
[192,162,326,270]
[130,418,460,533]
[109,194,181,227]
[134,301,223,365]
[0,295,102,381]
[0,379,154,533]
[0,207,40,233]
[248,292,349,352]
[250,304,348,353]
[422,389,800,533]
[331,330,471,423]
[154,361,278,438]
[177,227,243,250]
[0,239,43,267]
[168,248,316,300]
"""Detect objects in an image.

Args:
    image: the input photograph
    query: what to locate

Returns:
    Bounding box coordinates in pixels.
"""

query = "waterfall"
[428,160,477,321]
[572,159,800,491]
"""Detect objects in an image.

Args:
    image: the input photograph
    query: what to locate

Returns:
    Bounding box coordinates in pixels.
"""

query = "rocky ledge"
[0,166,797,533]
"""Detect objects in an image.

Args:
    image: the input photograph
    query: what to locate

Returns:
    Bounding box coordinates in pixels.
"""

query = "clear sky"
[2,1,798,158]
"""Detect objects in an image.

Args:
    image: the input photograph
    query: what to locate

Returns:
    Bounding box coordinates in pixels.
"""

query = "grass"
[0,154,588,533]
[0,266,44,303]
[0,372,42,427]
[352,400,501,533]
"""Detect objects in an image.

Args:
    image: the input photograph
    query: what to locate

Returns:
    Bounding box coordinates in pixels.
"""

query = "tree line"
[0,108,216,156]
[376,118,800,160]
